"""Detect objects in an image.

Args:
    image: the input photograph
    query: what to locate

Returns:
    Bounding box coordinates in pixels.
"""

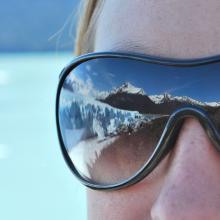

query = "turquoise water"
[0,53,87,220]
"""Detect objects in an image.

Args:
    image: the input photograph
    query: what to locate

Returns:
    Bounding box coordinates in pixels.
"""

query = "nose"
[151,118,220,220]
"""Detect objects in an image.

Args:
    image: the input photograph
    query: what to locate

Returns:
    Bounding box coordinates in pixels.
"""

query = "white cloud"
[68,74,108,98]
[92,72,98,76]
[0,70,9,85]
[0,144,10,159]
[85,64,91,72]
[107,72,115,78]
[165,79,202,93]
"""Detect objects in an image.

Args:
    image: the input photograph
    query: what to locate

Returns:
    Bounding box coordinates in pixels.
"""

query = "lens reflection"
[58,57,220,185]
[59,73,168,184]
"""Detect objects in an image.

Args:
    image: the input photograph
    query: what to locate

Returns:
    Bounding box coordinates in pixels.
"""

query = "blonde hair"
[74,0,103,56]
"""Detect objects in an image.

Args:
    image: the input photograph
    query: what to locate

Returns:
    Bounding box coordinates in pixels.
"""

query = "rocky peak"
[112,82,145,95]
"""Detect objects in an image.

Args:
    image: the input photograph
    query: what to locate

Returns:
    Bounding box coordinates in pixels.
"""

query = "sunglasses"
[56,52,220,190]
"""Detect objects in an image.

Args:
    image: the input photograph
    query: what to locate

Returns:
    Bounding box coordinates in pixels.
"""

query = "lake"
[0,52,87,220]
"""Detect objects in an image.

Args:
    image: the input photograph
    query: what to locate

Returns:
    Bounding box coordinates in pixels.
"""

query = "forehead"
[94,0,220,59]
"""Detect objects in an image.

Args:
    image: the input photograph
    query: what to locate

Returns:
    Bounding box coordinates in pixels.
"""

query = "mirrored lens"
[58,58,171,185]
[58,56,220,185]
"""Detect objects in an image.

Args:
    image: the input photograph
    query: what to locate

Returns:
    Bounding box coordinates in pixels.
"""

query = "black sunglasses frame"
[56,52,220,190]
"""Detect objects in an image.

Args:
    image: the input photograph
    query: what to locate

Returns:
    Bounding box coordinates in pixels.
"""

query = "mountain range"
[98,82,220,114]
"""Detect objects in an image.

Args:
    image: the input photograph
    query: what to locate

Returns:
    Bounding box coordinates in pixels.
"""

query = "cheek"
[87,187,154,220]
[87,154,170,220]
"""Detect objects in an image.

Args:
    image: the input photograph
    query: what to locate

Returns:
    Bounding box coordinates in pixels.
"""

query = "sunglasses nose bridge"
[166,106,220,152]
[146,106,220,181]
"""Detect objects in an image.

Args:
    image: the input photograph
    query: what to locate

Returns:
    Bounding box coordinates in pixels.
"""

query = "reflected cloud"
[92,72,98,76]
[103,72,116,88]
[165,79,202,94]
[85,64,91,72]
[65,74,109,99]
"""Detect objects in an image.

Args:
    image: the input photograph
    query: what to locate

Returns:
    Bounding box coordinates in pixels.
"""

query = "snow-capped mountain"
[148,94,204,106]
[204,101,220,107]
[112,82,145,95]
[149,94,220,107]
[63,75,220,108]
[98,82,220,107]
[64,72,220,106]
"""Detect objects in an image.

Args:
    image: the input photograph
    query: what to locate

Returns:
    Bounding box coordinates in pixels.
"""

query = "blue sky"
[0,0,79,52]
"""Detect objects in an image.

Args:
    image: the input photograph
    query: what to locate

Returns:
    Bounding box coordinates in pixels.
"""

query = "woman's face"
[87,1,220,219]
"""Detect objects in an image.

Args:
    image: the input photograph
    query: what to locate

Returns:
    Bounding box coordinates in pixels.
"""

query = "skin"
[87,0,220,219]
